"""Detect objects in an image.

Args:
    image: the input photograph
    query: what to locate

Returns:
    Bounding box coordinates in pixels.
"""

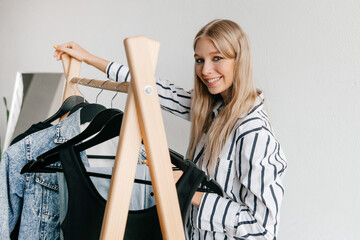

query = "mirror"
[2,73,65,150]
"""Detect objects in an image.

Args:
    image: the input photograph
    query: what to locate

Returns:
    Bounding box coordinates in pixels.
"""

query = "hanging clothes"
[58,144,206,240]
[0,110,83,240]
[9,121,53,240]
[57,144,155,240]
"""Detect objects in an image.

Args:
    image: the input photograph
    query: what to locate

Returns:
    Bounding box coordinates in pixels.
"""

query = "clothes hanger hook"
[95,80,110,104]
[110,83,121,108]
[75,78,86,102]
[69,78,78,96]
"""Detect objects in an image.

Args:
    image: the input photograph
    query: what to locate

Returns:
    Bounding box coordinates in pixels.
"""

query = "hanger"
[21,108,123,174]
[22,79,129,173]
[23,112,156,185]
[68,78,108,124]
[25,107,222,197]
[43,95,85,124]
[169,148,223,196]
[78,103,107,124]
[24,110,222,196]
[31,158,152,186]
[74,112,123,153]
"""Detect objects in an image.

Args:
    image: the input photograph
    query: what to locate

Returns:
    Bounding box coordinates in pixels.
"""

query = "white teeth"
[207,77,221,83]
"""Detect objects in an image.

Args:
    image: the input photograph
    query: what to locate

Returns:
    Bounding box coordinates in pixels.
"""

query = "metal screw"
[144,85,153,95]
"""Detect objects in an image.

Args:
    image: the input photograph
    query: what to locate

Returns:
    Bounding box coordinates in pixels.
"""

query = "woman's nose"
[202,61,213,76]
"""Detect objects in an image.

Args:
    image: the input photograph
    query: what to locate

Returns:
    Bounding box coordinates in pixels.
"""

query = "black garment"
[10,121,52,240]
[59,145,205,240]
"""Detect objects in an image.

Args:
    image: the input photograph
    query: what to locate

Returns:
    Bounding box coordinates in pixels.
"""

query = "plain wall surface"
[1,0,359,239]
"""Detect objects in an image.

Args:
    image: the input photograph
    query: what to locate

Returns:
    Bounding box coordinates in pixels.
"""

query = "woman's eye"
[214,56,223,61]
[195,58,204,63]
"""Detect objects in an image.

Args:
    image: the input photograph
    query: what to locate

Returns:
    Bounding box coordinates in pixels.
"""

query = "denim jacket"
[0,110,82,240]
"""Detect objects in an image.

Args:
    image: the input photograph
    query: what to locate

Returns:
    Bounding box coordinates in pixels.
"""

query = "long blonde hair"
[188,19,258,169]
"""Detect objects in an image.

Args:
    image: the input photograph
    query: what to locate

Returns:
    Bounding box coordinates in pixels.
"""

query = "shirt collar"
[211,101,225,119]
[211,91,265,119]
[54,109,81,144]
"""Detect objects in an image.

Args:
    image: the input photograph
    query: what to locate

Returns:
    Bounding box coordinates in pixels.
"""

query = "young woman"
[54,19,287,239]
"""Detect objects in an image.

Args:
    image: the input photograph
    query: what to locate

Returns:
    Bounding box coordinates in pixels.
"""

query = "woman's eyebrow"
[209,51,221,55]
[194,51,221,57]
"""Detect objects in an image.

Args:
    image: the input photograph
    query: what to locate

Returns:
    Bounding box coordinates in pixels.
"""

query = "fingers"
[53,41,93,64]
[53,42,81,61]
[53,43,70,61]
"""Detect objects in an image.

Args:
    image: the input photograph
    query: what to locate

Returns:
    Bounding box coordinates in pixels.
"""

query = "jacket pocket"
[34,173,60,217]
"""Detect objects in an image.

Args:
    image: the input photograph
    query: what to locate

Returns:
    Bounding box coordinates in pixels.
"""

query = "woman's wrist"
[84,54,110,73]
[191,192,205,207]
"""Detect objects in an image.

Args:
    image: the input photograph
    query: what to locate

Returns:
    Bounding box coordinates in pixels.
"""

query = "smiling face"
[194,38,235,99]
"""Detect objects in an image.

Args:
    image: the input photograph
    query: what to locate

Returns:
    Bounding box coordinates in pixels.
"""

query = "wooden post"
[61,54,82,101]
[100,36,185,239]
[59,54,82,121]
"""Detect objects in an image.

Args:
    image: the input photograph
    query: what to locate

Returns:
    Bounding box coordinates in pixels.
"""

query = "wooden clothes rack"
[60,36,185,239]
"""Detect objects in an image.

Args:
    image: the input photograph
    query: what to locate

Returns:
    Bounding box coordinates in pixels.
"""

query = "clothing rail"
[70,77,130,93]
[60,36,185,240]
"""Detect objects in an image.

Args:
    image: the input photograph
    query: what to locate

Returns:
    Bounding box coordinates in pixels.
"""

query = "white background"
[1,0,359,239]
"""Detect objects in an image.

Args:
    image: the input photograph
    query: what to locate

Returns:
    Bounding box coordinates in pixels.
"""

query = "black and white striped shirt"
[107,62,287,239]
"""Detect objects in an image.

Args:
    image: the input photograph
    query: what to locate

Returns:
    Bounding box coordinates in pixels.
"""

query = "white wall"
[1,0,359,238]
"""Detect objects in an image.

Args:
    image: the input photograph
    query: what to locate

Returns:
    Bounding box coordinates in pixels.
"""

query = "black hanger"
[68,102,88,115]
[73,112,123,153]
[78,103,107,124]
[21,108,123,174]
[68,101,108,125]
[33,165,152,185]
[43,95,85,124]
[24,107,223,196]
[40,147,222,195]
[169,149,223,196]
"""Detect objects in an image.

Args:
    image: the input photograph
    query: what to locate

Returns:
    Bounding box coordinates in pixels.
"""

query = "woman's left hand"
[172,168,204,207]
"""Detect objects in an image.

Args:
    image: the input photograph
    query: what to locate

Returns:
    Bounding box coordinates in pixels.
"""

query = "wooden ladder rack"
[60,36,185,240]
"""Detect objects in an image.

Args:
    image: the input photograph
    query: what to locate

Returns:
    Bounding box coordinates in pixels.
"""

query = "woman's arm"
[107,61,192,120]
[54,42,109,73]
[195,128,286,239]
[54,42,193,120]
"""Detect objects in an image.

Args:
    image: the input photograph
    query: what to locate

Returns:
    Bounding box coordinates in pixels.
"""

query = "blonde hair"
[188,19,258,169]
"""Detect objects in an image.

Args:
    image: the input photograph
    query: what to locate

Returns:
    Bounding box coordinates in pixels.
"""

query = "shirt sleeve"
[196,128,287,239]
[106,61,192,120]
[0,150,25,239]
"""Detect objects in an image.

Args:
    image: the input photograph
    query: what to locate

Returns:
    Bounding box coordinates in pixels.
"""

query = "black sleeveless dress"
[59,145,206,240]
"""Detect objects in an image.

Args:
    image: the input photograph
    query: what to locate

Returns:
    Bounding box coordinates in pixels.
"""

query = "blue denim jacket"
[0,110,82,240]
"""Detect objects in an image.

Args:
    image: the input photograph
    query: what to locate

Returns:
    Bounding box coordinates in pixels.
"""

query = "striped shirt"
[107,62,287,239]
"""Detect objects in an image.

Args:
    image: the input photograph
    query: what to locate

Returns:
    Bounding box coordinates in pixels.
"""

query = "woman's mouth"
[204,76,222,86]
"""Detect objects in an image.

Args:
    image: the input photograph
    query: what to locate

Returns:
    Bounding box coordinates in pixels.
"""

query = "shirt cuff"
[106,62,131,82]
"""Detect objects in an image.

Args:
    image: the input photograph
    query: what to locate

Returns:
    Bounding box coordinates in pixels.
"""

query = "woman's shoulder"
[234,103,274,139]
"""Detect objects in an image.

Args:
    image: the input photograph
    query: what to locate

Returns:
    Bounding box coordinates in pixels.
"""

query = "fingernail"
[53,45,58,49]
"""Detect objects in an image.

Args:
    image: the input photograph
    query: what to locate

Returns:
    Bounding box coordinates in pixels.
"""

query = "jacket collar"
[211,91,265,119]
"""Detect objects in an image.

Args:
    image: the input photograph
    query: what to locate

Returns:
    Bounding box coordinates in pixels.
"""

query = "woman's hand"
[172,168,204,207]
[53,42,92,63]
[53,42,109,73]
[173,169,183,183]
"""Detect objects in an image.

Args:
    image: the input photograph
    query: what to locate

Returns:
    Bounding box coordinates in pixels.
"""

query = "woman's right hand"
[53,42,93,63]
[53,42,109,73]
